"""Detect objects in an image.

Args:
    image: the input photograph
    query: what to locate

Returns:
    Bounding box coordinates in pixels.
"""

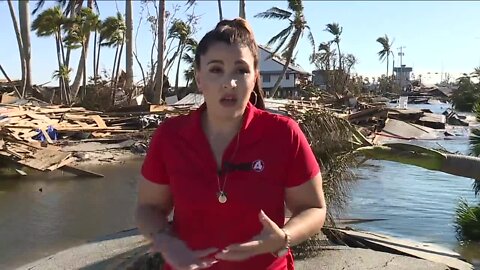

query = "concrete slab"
[16,229,454,270]
[295,246,449,270]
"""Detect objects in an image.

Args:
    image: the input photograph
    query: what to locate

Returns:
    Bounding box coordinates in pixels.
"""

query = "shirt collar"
[179,101,262,147]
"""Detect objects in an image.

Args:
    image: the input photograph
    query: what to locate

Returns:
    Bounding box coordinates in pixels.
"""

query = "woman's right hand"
[152,232,218,270]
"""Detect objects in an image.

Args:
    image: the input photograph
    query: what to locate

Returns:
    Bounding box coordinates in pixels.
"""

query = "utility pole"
[397,46,406,90]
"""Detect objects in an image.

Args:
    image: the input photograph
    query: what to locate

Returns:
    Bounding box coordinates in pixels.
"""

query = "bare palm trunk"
[153,0,165,104]
[65,4,78,68]
[71,33,91,101]
[111,45,119,84]
[115,41,125,87]
[82,43,87,99]
[336,42,342,71]
[386,53,389,78]
[239,0,246,19]
[175,44,185,91]
[54,34,67,104]
[217,0,223,21]
[125,0,134,90]
[110,45,119,105]
[95,41,101,79]
[7,0,25,98]
[270,32,300,98]
[18,0,31,96]
[357,145,480,181]
[93,30,97,80]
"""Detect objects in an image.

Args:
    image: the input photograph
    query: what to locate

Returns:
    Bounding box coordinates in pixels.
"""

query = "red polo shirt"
[142,102,320,270]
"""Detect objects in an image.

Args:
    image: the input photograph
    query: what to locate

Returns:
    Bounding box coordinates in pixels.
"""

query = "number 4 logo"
[252,160,265,172]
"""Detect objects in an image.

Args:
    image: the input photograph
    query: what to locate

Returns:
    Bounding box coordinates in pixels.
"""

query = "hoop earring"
[251,91,258,106]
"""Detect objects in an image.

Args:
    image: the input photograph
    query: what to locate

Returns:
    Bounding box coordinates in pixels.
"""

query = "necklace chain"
[216,132,241,203]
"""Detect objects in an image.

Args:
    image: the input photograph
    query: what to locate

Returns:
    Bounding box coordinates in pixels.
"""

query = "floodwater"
[0,158,143,269]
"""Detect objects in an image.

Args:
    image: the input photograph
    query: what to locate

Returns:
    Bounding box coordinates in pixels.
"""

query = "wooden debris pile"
[0,102,191,177]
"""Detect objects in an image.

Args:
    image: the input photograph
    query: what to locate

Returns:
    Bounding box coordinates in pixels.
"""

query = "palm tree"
[33,0,99,99]
[64,8,99,100]
[31,6,70,104]
[181,39,197,88]
[168,19,193,92]
[125,0,134,90]
[18,0,32,96]
[69,0,98,101]
[7,0,26,97]
[153,0,166,104]
[325,23,343,70]
[99,12,126,100]
[255,0,315,98]
[376,34,393,78]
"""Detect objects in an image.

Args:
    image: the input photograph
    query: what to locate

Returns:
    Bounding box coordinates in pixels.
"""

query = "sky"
[1,0,480,87]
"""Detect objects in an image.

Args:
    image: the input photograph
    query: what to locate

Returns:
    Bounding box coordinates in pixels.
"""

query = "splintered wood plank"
[37,107,86,114]
[59,165,104,178]
[40,128,54,144]
[3,111,28,117]
[18,149,71,171]
[91,115,107,128]
[55,126,127,131]
[26,112,54,122]
[47,156,75,171]
[63,113,94,121]
[91,131,111,138]
[74,120,93,128]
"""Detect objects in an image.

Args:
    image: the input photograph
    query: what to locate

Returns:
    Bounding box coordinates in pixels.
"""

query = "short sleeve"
[285,119,320,187]
[141,124,170,184]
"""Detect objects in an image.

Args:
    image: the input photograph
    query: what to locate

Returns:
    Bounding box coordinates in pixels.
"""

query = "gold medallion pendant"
[217,192,227,204]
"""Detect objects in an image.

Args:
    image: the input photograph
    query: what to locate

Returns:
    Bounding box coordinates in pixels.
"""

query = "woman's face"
[195,42,258,120]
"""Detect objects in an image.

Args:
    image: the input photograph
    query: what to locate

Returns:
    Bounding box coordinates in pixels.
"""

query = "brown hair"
[195,18,265,110]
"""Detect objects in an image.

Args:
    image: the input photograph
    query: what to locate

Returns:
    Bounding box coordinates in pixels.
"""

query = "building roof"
[258,45,310,75]
[174,93,204,107]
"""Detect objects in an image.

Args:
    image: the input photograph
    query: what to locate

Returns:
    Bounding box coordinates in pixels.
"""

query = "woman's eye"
[238,68,249,74]
[209,67,222,73]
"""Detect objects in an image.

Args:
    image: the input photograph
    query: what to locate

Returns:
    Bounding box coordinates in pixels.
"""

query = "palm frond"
[254,7,292,20]
[470,128,480,156]
[473,179,480,197]
[186,0,196,8]
[325,22,342,36]
[454,198,480,241]
[32,0,47,15]
[287,0,303,13]
[266,25,293,50]
[305,26,316,57]
[287,107,361,259]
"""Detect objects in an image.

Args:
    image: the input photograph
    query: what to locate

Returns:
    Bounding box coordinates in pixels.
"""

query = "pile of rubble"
[0,101,191,177]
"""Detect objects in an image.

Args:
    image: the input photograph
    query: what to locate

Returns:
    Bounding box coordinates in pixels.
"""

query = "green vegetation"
[455,199,480,241]
[451,69,480,112]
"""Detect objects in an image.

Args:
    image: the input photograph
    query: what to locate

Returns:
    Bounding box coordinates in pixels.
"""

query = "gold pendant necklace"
[217,191,227,203]
[215,133,240,204]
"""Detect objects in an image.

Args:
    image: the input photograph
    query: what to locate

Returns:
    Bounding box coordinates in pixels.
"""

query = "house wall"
[258,48,295,89]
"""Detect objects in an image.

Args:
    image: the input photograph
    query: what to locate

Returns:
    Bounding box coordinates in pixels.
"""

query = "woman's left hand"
[215,210,286,261]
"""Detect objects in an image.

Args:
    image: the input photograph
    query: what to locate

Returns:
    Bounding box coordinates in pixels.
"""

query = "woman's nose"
[223,79,237,89]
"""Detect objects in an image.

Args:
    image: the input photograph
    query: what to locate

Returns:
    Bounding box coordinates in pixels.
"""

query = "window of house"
[285,73,290,80]
[263,74,271,83]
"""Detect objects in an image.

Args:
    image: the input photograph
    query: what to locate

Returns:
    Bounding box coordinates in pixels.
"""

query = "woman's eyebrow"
[207,60,223,65]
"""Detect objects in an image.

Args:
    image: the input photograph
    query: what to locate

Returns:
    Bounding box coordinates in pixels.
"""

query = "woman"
[137,18,326,270]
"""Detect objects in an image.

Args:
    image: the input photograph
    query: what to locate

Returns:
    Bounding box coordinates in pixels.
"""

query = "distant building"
[393,65,413,91]
[258,45,310,98]
[312,70,329,90]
